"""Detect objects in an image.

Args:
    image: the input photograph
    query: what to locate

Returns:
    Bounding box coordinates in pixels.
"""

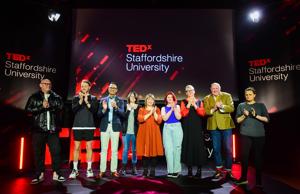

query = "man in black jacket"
[69,80,98,179]
[25,79,65,184]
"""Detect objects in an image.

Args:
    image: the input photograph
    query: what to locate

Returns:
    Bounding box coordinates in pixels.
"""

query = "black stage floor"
[1,163,299,194]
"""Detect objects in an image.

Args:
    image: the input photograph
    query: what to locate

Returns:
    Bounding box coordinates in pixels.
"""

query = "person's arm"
[180,100,189,117]
[48,94,63,112]
[203,96,216,116]
[114,98,125,117]
[97,99,108,118]
[137,108,147,123]
[161,106,172,121]
[219,94,234,113]
[154,107,162,124]
[88,96,99,114]
[174,105,182,120]
[253,104,269,123]
[195,101,205,117]
[72,96,82,113]
[236,104,246,123]
[25,95,45,114]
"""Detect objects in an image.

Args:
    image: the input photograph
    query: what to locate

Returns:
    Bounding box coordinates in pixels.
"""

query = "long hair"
[127,91,139,104]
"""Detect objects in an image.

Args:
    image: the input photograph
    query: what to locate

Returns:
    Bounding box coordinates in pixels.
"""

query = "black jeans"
[240,135,265,184]
[32,131,62,175]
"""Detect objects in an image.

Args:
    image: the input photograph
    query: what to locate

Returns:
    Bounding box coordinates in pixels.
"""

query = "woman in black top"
[120,91,140,176]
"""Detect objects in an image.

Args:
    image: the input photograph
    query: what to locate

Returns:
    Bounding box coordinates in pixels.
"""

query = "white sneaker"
[53,173,66,182]
[69,169,79,179]
[86,169,94,178]
[31,172,44,184]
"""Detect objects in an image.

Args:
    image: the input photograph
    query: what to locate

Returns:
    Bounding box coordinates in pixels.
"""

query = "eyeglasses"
[186,90,194,92]
[109,87,117,90]
[41,83,52,85]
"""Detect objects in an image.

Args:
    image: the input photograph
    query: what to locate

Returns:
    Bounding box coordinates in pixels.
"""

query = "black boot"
[149,157,156,178]
[188,166,193,177]
[195,166,201,178]
[149,168,155,177]
[132,164,138,175]
[142,157,149,177]
[142,168,148,177]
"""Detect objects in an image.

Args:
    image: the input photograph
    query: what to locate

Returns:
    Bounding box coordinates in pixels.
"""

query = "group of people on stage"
[25,78,269,189]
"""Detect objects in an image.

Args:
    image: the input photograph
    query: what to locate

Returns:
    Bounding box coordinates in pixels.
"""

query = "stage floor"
[1,163,300,194]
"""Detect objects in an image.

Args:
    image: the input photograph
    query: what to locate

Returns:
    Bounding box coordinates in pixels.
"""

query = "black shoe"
[120,169,126,176]
[212,170,223,180]
[149,169,155,177]
[235,179,248,185]
[195,168,201,178]
[31,173,44,184]
[142,168,148,177]
[132,165,138,175]
[226,171,236,181]
[187,167,193,177]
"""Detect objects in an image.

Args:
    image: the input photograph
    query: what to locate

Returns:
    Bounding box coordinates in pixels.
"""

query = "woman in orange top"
[136,93,163,177]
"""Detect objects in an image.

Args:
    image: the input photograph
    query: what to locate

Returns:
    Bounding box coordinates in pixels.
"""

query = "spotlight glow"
[48,10,61,22]
[248,10,261,23]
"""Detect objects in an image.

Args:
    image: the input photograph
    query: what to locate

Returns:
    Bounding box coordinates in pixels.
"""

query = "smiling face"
[185,85,195,98]
[108,83,118,96]
[210,83,221,96]
[146,97,154,107]
[129,93,136,103]
[145,95,155,107]
[186,89,195,98]
[166,94,174,104]
[80,81,91,94]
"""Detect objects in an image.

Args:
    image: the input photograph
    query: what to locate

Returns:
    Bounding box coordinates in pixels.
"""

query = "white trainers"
[69,169,79,179]
[53,173,66,182]
[31,172,44,184]
[86,169,94,178]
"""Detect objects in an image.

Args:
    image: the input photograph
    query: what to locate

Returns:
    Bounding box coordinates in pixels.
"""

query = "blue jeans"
[210,129,232,170]
[122,134,137,165]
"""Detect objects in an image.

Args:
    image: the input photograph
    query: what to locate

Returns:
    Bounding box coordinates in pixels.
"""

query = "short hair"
[109,82,118,88]
[185,85,195,91]
[144,93,155,106]
[81,79,91,86]
[210,82,221,89]
[245,87,256,94]
[164,91,177,105]
[40,78,51,83]
[127,91,139,103]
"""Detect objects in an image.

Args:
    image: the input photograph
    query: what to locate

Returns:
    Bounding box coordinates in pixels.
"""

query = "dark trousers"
[240,135,265,184]
[32,131,61,175]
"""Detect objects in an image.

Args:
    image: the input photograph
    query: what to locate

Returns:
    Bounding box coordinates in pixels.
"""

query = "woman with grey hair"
[180,85,207,178]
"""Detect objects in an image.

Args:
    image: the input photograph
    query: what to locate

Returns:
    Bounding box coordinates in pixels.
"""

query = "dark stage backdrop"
[0,4,72,171]
[68,9,238,100]
[0,5,71,109]
[235,3,300,175]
